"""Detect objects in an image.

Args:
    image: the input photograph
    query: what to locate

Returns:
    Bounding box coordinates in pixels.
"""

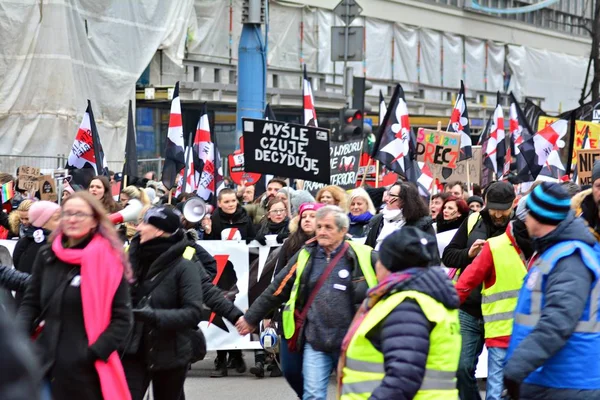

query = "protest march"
[3,1,600,400]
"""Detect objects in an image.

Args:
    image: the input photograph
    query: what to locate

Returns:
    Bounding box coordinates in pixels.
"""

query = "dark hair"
[472,184,482,196]
[268,178,287,188]
[431,192,450,202]
[217,188,237,201]
[442,196,470,216]
[89,175,121,214]
[446,181,467,193]
[395,182,429,224]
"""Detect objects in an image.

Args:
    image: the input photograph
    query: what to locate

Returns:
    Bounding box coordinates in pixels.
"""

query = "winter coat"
[197,261,243,324]
[184,230,218,278]
[572,188,600,241]
[366,267,460,400]
[12,228,50,304]
[442,209,510,319]
[365,213,438,262]
[503,213,600,399]
[127,235,203,371]
[0,265,30,292]
[206,205,255,241]
[17,242,132,400]
[245,241,377,351]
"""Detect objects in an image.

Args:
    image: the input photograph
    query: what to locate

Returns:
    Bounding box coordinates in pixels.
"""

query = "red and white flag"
[175,147,197,197]
[519,119,568,179]
[417,162,434,196]
[447,80,472,160]
[483,94,505,175]
[193,104,222,202]
[66,100,107,175]
[161,82,186,190]
[302,64,318,127]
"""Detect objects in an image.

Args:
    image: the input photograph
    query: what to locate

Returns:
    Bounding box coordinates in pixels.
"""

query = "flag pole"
[168,189,173,205]
[466,160,471,196]
[375,160,380,188]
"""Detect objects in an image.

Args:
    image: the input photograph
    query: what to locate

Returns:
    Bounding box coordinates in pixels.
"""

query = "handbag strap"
[34,267,77,327]
[297,242,349,321]
[139,262,178,299]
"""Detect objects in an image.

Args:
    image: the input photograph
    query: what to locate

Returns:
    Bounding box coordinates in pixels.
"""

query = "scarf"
[266,217,290,234]
[337,269,421,391]
[52,234,131,400]
[375,208,405,250]
[349,212,373,225]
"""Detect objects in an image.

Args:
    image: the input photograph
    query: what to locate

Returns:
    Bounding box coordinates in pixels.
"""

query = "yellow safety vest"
[483,234,526,339]
[340,290,461,400]
[282,241,378,340]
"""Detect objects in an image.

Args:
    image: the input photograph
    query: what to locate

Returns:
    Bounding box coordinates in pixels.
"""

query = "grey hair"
[316,205,349,231]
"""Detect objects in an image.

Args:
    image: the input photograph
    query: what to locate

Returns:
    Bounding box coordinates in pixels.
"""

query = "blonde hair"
[316,185,349,213]
[121,185,151,206]
[347,188,376,215]
[8,199,34,235]
[52,192,133,281]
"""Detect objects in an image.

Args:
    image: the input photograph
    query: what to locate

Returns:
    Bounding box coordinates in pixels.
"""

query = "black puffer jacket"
[127,234,203,371]
[504,213,600,399]
[366,267,459,400]
[184,230,218,278]
[0,265,30,292]
[442,209,509,319]
[12,228,50,304]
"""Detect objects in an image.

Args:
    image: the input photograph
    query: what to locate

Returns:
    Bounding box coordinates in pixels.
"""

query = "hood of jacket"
[532,211,597,254]
[386,267,459,310]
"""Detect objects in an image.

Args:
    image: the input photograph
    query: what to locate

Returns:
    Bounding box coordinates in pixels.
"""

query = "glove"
[133,306,157,325]
[276,232,287,244]
[255,235,267,246]
[503,376,520,400]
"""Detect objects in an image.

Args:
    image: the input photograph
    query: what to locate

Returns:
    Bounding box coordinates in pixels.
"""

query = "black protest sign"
[242,118,330,184]
[304,140,363,193]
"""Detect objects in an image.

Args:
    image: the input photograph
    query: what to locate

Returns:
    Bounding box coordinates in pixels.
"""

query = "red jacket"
[455,221,524,348]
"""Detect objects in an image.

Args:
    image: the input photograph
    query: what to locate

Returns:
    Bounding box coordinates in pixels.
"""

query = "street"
[183,351,336,399]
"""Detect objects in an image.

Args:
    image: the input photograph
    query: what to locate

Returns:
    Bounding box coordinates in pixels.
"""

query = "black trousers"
[122,356,188,400]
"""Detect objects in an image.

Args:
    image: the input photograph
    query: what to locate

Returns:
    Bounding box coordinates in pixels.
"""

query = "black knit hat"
[467,195,484,206]
[593,160,600,184]
[526,182,571,226]
[379,226,438,271]
[143,206,182,234]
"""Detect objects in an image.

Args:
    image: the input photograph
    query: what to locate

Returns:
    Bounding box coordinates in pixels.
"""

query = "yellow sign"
[537,117,600,163]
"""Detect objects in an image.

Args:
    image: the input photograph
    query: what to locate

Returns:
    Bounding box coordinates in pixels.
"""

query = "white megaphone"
[109,198,143,225]
[183,197,212,223]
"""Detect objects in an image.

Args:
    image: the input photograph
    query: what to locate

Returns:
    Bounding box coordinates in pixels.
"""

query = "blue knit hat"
[526,182,571,226]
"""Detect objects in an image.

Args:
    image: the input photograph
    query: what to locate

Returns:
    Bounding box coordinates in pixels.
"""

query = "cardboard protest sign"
[39,175,58,202]
[17,165,40,191]
[416,128,461,169]
[242,118,330,184]
[304,140,363,193]
[577,149,600,185]
[430,146,482,185]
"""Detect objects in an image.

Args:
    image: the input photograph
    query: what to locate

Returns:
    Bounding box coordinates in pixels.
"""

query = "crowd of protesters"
[1,165,600,400]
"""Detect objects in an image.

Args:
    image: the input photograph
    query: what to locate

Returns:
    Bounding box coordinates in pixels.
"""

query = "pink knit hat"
[298,202,325,218]
[29,201,61,228]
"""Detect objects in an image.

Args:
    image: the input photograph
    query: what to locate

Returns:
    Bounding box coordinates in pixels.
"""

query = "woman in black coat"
[17,192,133,400]
[123,206,203,400]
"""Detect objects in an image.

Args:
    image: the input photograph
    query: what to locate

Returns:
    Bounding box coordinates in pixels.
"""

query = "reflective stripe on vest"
[340,290,460,400]
[483,233,527,339]
[282,241,377,340]
[514,241,600,333]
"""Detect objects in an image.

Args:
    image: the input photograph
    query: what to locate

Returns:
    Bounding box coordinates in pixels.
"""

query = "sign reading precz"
[242,118,331,184]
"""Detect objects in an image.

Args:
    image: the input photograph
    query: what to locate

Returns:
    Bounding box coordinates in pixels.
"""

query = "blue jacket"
[366,267,459,400]
[504,213,600,397]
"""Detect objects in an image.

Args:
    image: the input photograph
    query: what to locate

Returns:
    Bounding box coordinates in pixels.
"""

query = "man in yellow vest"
[455,196,532,400]
[235,205,378,400]
[338,226,461,400]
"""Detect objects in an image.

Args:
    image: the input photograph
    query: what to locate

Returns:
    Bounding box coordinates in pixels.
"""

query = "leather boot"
[249,361,265,378]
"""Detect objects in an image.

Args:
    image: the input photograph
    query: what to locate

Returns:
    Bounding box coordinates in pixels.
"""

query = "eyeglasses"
[269,209,287,215]
[61,212,94,221]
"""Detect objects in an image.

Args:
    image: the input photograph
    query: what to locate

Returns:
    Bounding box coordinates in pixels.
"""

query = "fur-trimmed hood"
[571,188,592,214]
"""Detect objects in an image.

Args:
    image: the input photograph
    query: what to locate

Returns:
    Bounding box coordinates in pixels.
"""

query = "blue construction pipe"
[236,23,266,142]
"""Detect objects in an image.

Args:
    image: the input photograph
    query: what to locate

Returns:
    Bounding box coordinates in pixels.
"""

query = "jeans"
[280,337,304,398]
[458,310,484,400]
[486,347,507,400]
[302,343,339,400]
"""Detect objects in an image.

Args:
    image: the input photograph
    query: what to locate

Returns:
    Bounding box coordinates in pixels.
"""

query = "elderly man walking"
[236,205,378,400]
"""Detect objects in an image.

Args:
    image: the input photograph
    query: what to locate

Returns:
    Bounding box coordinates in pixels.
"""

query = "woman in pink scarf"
[18,192,133,400]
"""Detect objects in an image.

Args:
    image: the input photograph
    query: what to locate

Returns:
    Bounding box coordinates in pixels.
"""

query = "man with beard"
[573,160,600,241]
[443,181,516,400]
[260,178,286,209]
[455,196,532,400]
